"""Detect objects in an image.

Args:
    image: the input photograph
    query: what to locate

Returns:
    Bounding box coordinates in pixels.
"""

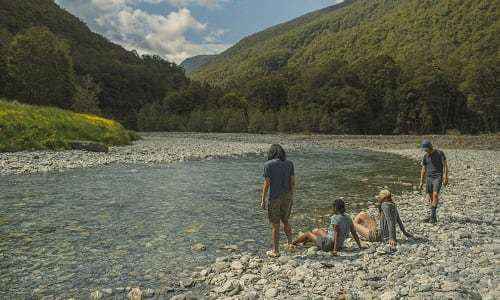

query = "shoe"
[430,216,437,223]
[266,250,280,258]
[422,217,431,223]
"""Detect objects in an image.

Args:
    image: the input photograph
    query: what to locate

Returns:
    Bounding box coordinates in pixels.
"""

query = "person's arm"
[330,224,340,256]
[442,158,448,186]
[419,164,427,189]
[396,212,413,237]
[290,175,295,194]
[350,224,364,249]
[261,178,270,210]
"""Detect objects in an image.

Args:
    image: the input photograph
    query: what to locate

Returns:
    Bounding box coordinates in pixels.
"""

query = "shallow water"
[0,147,418,299]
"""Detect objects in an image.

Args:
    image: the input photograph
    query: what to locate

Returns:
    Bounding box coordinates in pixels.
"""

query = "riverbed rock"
[69,140,109,153]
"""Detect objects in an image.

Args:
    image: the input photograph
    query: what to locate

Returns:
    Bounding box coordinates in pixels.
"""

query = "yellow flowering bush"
[0,99,132,152]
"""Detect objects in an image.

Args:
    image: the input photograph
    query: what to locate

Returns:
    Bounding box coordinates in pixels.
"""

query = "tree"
[354,55,401,134]
[225,109,248,132]
[163,81,210,115]
[413,62,467,134]
[6,26,74,108]
[137,101,163,131]
[72,74,101,114]
[244,74,287,112]
[248,109,276,133]
[460,60,499,133]
[0,26,12,96]
[218,91,248,110]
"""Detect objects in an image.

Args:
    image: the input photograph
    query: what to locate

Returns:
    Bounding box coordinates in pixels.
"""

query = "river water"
[0,147,418,299]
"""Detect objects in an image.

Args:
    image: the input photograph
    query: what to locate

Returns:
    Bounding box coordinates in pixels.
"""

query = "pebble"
[197,138,499,299]
[0,133,498,299]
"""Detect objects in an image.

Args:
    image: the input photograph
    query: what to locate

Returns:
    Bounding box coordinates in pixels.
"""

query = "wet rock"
[191,243,206,251]
[126,288,143,300]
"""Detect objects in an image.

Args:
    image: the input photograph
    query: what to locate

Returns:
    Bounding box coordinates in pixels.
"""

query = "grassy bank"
[0,99,135,152]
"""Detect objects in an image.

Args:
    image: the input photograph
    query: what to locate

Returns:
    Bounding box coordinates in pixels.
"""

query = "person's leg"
[430,192,439,223]
[431,192,439,207]
[272,223,280,253]
[423,178,434,222]
[281,191,294,245]
[292,231,319,245]
[267,197,281,254]
[425,178,441,223]
[312,228,328,238]
[283,220,292,245]
[354,212,377,240]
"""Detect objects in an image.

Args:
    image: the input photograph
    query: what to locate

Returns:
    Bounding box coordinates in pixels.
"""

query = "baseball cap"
[421,140,432,151]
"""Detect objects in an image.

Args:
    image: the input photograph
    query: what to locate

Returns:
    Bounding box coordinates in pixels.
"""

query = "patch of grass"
[0,99,134,152]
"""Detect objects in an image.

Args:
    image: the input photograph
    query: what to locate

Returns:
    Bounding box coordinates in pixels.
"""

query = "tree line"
[138,53,498,134]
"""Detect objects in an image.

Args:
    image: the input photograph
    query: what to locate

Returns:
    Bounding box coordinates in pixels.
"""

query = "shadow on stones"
[447,216,497,227]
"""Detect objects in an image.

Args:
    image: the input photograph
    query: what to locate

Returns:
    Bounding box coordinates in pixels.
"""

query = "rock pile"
[193,147,499,299]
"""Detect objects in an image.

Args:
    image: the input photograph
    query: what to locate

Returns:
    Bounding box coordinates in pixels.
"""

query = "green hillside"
[188,0,498,134]
[191,0,497,85]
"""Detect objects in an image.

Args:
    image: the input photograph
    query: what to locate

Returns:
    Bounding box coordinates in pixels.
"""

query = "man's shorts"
[368,228,382,242]
[268,191,293,224]
[426,177,443,194]
[316,237,334,252]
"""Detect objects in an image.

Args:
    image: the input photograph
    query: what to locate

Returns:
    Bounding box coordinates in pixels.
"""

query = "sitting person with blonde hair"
[354,190,413,246]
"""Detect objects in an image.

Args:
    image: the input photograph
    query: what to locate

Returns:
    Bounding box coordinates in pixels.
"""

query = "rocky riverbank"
[0,132,498,176]
[196,147,499,300]
[1,133,498,299]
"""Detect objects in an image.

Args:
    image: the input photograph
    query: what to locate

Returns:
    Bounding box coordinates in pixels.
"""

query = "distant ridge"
[180,54,217,75]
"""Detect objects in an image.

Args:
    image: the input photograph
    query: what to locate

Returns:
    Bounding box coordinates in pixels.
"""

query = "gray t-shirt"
[423,149,446,179]
[327,214,353,248]
[263,159,294,200]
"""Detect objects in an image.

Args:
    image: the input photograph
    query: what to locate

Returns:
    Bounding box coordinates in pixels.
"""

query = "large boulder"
[69,141,109,153]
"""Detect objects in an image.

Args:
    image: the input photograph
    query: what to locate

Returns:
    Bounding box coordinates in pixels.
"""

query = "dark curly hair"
[333,198,346,214]
[267,144,286,161]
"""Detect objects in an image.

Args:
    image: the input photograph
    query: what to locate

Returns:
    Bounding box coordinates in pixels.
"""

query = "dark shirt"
[263,159,294,200]
[423,150,446,179]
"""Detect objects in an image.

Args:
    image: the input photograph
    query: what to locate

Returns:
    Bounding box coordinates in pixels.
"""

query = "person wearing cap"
[291,199,363,256]
[419,140,448,223]
[353,189,413,246]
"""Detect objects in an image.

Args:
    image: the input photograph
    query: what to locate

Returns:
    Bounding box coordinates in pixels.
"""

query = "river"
[0,147,418,299]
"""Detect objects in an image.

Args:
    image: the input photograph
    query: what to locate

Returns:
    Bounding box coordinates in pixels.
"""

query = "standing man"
[419,140,448,223]
[261,144,295,257]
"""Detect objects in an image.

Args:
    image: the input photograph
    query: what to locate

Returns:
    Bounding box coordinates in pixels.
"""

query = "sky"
[54,0,341,64]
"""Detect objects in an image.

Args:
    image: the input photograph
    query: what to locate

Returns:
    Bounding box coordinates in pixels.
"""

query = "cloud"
[166,0,231,9]
[203,28,227,43]
[55,0,231,64]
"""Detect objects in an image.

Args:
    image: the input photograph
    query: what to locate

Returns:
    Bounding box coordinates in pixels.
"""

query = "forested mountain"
[190,0,499,134]
[0,0,188,129]
[180,55,217,75]
[0,0,498,134]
